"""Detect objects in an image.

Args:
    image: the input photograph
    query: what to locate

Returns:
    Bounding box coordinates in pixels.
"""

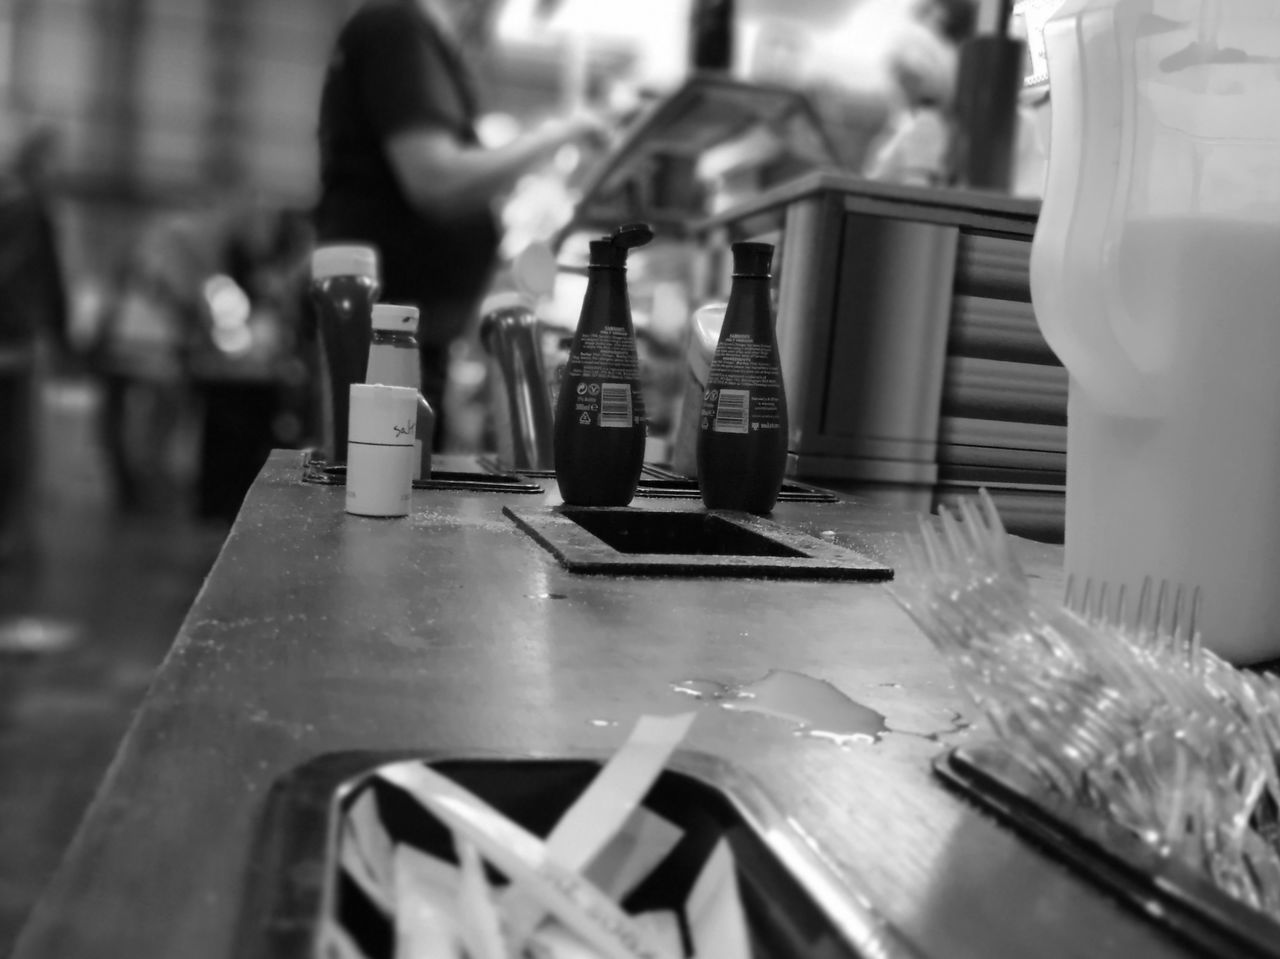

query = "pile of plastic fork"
[889,491,1280,917]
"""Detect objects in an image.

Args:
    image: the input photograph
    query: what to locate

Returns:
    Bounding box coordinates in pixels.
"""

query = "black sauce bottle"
[697,241,788,514]
[554,223,653,506]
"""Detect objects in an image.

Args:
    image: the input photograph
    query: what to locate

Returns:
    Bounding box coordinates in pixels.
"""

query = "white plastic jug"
[671,303,727,479]
[1031,0,1280,662]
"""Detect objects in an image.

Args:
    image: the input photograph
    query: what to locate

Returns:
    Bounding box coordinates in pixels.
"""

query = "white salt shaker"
[346,383,417,517]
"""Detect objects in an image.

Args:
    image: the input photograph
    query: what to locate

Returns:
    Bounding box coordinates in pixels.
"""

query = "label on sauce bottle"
[565,327,645,429]
[700,333,783,434]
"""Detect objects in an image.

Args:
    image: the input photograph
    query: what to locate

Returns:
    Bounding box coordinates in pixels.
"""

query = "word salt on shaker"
[346,383,417,518]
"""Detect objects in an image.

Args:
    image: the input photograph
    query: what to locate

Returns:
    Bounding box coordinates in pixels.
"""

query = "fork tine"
[1171,583,1186,644]
[1095,581,1111,624]
[918,515,949,576]
[969,495,1006,572]
[1134,576,1153,637]
[902,531,931,581]
[955,496,990,564]
[977,488,1019,576]
[1154,579,1170,638]
[939,505,971,569]
[1113,583,1128,630]
[977,486,1005,537]
[1187,586,1203,673]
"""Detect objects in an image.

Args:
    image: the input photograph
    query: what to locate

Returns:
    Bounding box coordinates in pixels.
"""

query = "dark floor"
[0,378,226,956]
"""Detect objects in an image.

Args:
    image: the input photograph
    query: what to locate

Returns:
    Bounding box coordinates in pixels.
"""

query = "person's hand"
[554,108,615,153]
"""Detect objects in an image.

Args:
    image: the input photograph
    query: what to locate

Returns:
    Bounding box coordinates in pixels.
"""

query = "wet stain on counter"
[672,669,889,745]
[673,669,975,747]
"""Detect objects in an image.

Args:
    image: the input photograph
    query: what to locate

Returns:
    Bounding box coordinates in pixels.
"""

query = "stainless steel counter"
[10,451,1197,959]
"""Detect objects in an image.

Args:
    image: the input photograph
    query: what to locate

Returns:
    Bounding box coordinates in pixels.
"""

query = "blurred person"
[801,0,975,177]
[0,126,70,563]
[862,0,978,184]
[917,0,977,43]
[92,204,218,514]
[95,195,316,520]
[314,0,608,446]
[190,201,315,523]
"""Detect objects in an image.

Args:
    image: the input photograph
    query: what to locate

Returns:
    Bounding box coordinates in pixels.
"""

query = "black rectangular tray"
[934,743,1280,959]
[235,750,923,959]
[302,460,544,494]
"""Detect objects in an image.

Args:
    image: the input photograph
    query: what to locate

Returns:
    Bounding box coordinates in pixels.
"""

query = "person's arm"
[33,207,70,357]
[384,112,605,221]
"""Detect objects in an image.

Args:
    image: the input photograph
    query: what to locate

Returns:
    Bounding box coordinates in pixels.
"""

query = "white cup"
[346,384,417,518]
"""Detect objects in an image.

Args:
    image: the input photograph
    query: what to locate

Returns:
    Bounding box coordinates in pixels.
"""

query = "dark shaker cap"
[731,241,774,277]
[589,222,655,268]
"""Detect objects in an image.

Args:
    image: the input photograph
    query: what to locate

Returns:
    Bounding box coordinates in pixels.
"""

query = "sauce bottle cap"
[311,244,380,280]
[371,303,419,332]
[348,383,418,446]
[611,222,655,249]
[588,222,655,268]
[731,241,773,277]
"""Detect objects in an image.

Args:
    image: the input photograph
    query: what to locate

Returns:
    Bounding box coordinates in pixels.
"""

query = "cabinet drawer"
[949,295,1059,366]
[941,356,1068,426]
[954,231,1033,300]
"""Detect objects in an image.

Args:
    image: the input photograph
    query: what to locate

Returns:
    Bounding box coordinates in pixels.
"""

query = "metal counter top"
[11,451,1198,959]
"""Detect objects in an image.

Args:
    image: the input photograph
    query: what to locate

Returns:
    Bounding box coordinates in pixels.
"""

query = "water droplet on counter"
[672,678,730,700]
[525,592,568,600]
[887,709,975,744]
[0,616,81,655]
[587,718,618,728]
[671,670,888,745]
[923,711,973,742]
[878,682,903,689]
[801,727,879,747]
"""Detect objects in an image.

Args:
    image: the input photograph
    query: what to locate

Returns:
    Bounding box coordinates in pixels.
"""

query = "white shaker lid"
[311,244,379,280]
[348,383,417,446]
[371,303,420,331]
[479,290,534,318]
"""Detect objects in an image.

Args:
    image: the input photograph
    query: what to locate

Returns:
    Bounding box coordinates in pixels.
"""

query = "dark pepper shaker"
[310,244,380,465]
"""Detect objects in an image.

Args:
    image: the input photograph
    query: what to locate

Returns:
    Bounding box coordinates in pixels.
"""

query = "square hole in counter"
[503,506,894,580]
[563,508,806,558]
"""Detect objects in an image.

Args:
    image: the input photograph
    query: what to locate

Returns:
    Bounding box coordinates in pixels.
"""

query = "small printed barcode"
[599,382,633,428]
[713,389,750,433]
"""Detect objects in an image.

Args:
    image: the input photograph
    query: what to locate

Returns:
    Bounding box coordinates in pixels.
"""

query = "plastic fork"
[890,491,1280,918]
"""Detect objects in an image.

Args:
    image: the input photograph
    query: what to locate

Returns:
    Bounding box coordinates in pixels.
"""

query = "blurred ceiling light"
[476,112,522,149]
[203,274,251,330]
[212,325,254,356]
[494,0,689,89]
[495,0,686,50]
[545,0,683,37]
